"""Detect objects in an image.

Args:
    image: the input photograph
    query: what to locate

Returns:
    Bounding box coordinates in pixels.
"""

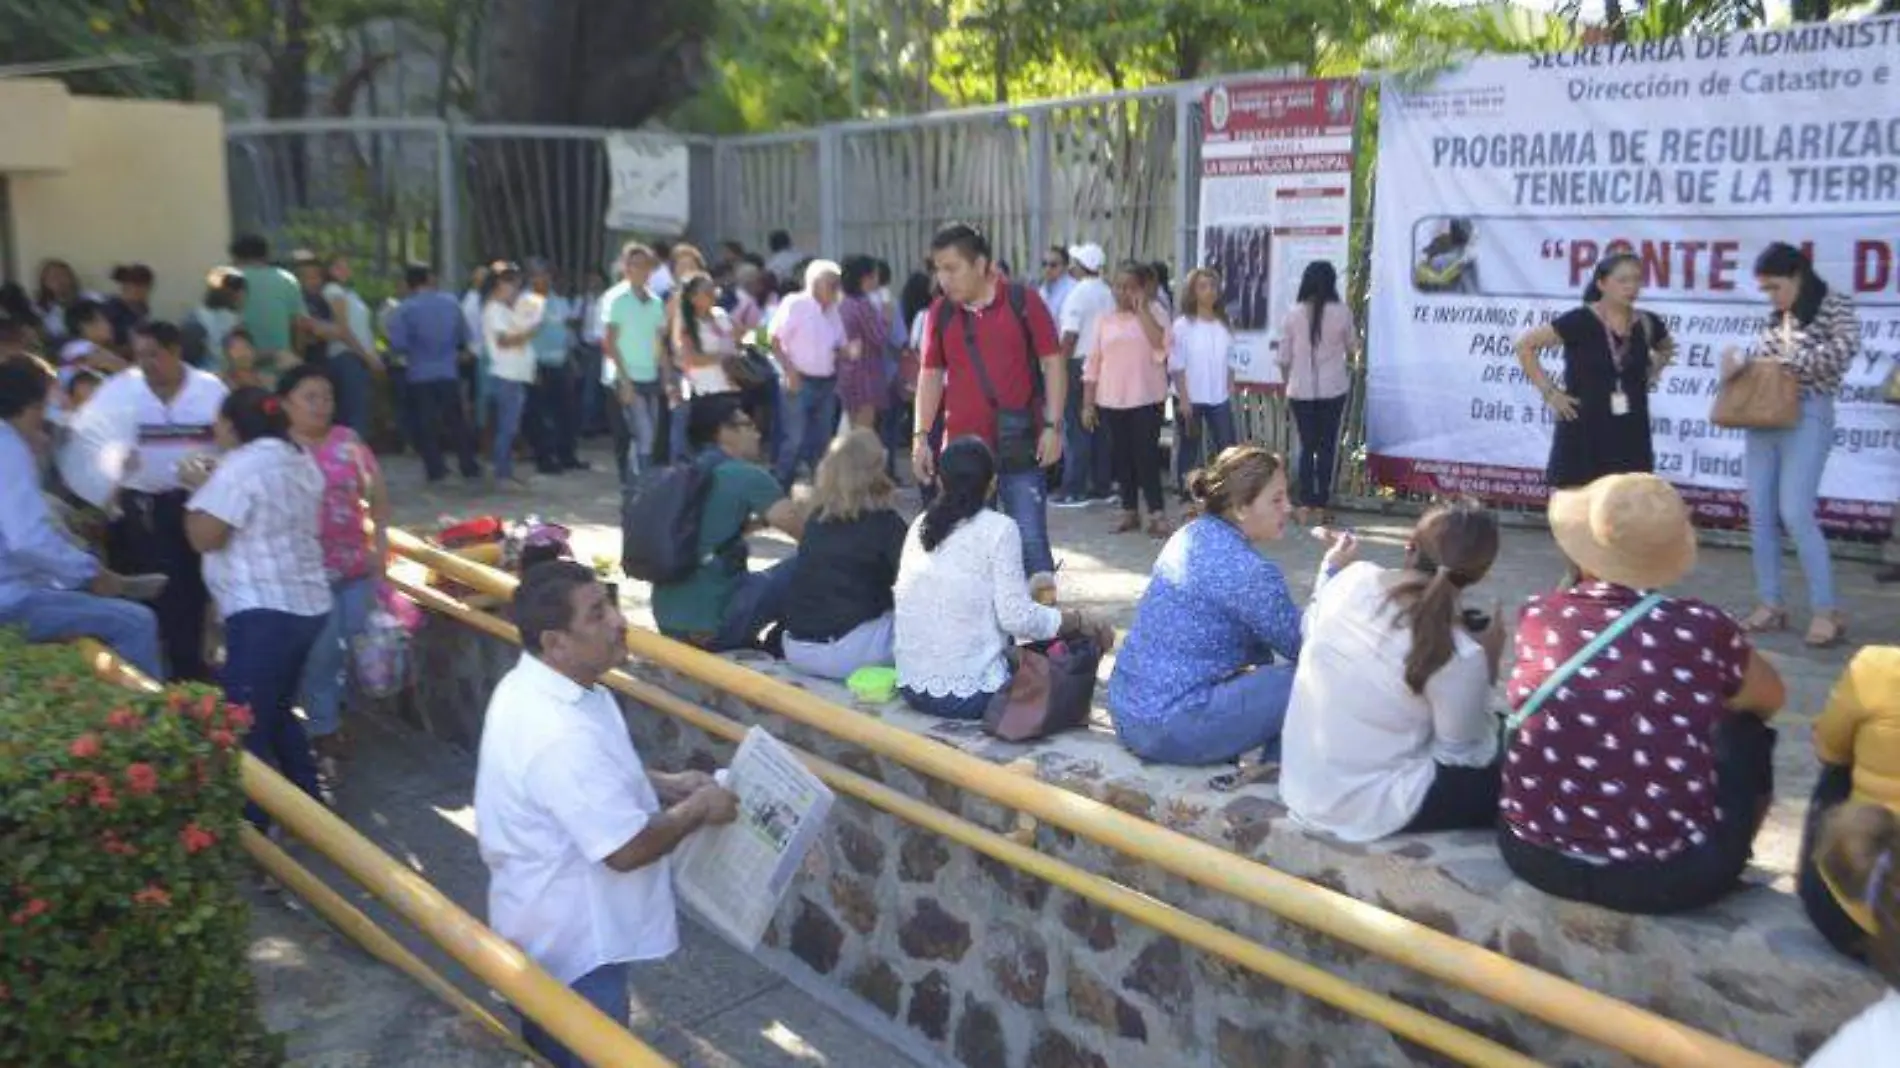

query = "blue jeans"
[901,683,1001,721]
[296,575,377,739]
[775,375,838,488]
[995,468,1056,576]
[711,557,798,652]
[620,381,665,484]
[490,377,529,479]
[0,589,163,681]
[225,608,328,829]
[1061,360,1112,499]
[1117,662,1295,766]
[1177,401,1238,482]
[329,352,373,437]
[1289,394,1348,509]
[1745,392,1837,612]
[522,962,632,1068]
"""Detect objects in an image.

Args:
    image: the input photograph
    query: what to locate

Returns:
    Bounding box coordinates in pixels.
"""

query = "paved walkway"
[379,436,1900,883]
[250,705,943,1067]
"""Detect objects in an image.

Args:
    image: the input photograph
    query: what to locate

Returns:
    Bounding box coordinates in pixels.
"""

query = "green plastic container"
[846,665,899,704]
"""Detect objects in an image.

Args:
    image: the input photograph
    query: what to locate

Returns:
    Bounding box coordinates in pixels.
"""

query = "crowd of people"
[2,218,1897,1065]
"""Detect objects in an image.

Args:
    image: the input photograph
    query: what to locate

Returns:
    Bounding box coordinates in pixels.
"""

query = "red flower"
[209,729,237,750]
[125,763,159,795]
[68,733,102,759]
[166,692,188,713]
[105,707,143,731]
[224,704,254,731]
[194,693,220,722]
[0,981,10,1000]
[10,898,49,924]
[133,885,171,908]
[90,782,118,810]
[99,832,138,857]
[180,823,217,855]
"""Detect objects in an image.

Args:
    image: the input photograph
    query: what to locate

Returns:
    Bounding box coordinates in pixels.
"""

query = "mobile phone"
[1461,607,1492,633]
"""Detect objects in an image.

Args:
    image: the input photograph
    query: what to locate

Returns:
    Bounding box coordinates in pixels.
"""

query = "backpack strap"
[1506,593,1665,734]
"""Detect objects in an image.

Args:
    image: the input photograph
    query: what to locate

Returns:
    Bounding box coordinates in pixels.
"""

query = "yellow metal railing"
[82,640,674,1068]
[391,528,1788,1068]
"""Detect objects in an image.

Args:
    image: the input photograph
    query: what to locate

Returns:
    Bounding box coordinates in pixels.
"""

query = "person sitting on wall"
[1108,447,1323,767]
[1800,646,1900,961]
[1498,473,1784,915]
[650,393,805,652]
[781,429,908,680]
[0,357,165,680]
[475,560,740,1068]
[1803,801,1900,1066]
[1281,500,1509,842]
[892,436,1113,719]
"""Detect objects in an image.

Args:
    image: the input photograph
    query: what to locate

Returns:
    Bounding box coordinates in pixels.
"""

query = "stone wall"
[404,616,1883,1068]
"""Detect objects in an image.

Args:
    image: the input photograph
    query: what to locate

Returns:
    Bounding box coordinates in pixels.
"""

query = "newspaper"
[674,727,834,950]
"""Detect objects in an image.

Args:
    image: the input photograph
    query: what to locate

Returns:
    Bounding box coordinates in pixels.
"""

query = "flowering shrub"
[0,633,281,1066]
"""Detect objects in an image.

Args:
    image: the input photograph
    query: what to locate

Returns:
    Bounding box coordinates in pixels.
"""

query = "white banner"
[1367,19,1900,534]
[1199,78,1361,388]
[603,131,690,235]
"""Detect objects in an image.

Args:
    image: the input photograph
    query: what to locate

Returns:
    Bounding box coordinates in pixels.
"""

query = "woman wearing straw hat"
[1498,473,1785,914]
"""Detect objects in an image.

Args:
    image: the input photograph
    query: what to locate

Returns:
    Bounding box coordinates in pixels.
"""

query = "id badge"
[1610,390,1630,416]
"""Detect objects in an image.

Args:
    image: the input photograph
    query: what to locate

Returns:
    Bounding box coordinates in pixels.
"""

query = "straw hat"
[1548,473,1697,590]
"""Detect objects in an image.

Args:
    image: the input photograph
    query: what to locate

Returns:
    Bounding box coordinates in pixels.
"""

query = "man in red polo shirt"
[912,222,1065,576]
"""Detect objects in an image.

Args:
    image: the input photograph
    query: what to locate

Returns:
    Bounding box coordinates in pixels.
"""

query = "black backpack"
[620,451,743,584]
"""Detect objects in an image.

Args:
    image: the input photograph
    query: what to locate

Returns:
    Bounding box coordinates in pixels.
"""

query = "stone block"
[907,970,952,1041]
[830,872,879,935]
[1102,779,1157,820]
[837,748,885,783]
[835,818,887,877]
[847,960,902,1019]
[789,897,843,975]
[1027,1030,1109,1068]
[954,994,1008,1068]
[899,898,972,963]
[1060,894,1118,953]
[987,926,1050,1009]
[1123,937,1192,1017]
[1066,964,1148,1042]
[900,830,952,883]
[977,853,1052,912]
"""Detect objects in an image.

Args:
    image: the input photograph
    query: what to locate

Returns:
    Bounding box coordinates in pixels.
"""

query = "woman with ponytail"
[1806,800,1900,1065]
[1110,446,1337,766]
[1513,251,1674,490]
[893,437,1112,719]
[180,387,332,829]
[1801,646,1900,961]
[1281,500,1508,841]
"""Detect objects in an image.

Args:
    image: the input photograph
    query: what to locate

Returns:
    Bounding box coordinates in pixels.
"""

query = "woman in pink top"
[1276,261,1357,527]
[278,363,391,786]
[1083,262,1174,538]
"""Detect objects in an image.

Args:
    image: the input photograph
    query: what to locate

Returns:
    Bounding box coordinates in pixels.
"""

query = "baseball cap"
[1068,243,1106,273]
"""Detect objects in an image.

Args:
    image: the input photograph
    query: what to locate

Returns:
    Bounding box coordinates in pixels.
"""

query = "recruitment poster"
[1365,19,1900,534]
[1199,77,1361,389]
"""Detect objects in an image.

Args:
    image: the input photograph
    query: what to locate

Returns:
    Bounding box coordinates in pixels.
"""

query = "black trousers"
[1102,403,1165,515]
[1402,758,1503,834]
[1499,714,1777,915]
[528,360,580,469]
[107,489,210,683]
[409,377,481,480]
[1798,763,1869,961]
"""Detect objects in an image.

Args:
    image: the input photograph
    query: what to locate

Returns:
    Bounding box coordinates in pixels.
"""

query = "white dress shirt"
[1059,276,1115,360]
[1807,992,1900,1068]
[484,296,545,384]
[188,437,331,619]
[1280,563,1498,842]
[475,653,680,984]
[89,367,228,495]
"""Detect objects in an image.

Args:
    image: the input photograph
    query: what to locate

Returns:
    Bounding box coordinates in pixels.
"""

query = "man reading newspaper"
[474,560,739,1067]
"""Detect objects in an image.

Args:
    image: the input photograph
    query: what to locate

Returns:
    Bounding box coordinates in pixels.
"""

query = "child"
[222,328,263,389]
[58,300,128,383]
[1169,266,1238,484]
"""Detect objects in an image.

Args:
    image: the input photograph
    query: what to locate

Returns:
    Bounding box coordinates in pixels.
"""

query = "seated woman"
[1800,646,1900,960]
[1109,446,1315,766]
[1499,473,1784,915]
[893,437,1110,719]
[781,430,908,680]
[1805,802,1900,1066]
[1282,500,1509,841]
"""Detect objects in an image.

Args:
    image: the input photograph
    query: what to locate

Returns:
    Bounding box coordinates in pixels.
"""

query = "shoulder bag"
[939,285,1044,473]
[1711,317,1800,429]
[1506,593,1664,734]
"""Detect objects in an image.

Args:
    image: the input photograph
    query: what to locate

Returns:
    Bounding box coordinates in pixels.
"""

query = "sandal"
[1112,511,1140,534]
[1805,613,1847,649]
[1738,605,1787,633]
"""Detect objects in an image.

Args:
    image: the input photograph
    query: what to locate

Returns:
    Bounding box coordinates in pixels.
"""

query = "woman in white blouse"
[1280,500,1509,842]
[672,274,738,397]
[893,437,1112,719]
[182,387,333,826]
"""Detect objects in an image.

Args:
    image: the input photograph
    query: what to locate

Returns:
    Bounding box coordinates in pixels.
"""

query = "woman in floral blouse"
[1724,243,1859,648]
[278,363,391,787]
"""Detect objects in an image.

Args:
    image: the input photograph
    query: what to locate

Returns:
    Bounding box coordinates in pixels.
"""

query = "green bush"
[0,633,282,1066]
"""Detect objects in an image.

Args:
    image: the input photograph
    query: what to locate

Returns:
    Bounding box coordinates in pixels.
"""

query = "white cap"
[1068,243,1106,274]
